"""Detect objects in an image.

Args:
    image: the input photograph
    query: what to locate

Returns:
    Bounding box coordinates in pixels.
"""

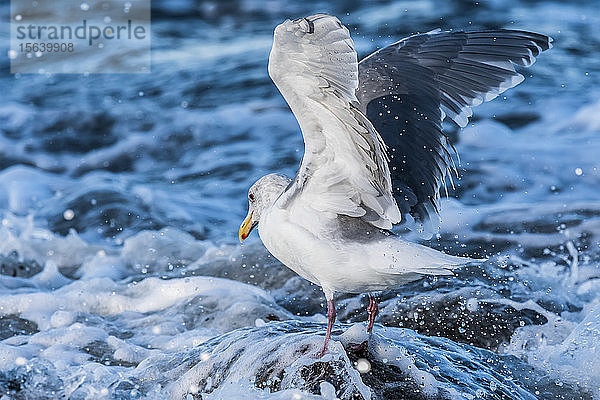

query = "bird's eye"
[249,193,255,201]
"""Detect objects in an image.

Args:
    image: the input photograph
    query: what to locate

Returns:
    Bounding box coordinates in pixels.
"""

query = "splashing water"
[1,0,600,399]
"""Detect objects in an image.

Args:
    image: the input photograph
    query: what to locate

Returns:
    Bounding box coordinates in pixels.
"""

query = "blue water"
[1,0,599,399]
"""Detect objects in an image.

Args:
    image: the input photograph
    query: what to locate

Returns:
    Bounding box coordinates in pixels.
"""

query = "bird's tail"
[422,252,484,276]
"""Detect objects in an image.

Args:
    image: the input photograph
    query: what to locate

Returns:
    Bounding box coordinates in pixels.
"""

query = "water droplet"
[63,209,75,220]
[356,358,371,373]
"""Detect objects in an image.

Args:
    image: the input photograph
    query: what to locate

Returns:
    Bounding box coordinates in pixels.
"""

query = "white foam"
[121,227,208,272]
[500,243,600,398]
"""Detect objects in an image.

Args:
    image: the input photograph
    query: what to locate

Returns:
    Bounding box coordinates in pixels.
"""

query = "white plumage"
[268,15,400,231]
[238,14,552,355]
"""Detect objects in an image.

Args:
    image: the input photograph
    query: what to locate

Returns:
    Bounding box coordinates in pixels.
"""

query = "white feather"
[269,15,401,230]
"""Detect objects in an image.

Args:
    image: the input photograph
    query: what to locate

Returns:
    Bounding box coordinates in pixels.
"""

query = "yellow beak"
[238,212,255,243]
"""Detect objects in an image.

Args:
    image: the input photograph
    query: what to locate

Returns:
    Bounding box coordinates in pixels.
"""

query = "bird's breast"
[257,206,323,286]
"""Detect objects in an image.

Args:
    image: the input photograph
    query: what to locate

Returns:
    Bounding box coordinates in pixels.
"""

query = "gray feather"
[356,29,552,230]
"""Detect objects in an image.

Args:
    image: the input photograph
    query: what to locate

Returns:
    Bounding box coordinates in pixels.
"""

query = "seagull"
[238,14,552,355]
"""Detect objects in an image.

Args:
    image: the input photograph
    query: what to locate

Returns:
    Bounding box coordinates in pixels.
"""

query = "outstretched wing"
[357,29,552,233]
[269,14,401,230]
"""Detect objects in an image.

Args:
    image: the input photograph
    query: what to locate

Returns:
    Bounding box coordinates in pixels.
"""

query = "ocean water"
[1,0,599,399]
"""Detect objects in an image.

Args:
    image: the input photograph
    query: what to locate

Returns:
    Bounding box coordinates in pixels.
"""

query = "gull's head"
[239,173,291,243]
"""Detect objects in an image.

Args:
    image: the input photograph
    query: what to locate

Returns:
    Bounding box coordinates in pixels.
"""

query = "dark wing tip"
[357,28,552,233]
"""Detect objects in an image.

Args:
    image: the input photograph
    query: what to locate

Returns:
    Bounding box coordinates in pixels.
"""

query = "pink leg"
[319,299,336,357]
[366,294,379,333]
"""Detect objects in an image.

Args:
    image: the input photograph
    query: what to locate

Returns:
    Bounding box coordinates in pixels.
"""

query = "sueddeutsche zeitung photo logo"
[10,0,150,74]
